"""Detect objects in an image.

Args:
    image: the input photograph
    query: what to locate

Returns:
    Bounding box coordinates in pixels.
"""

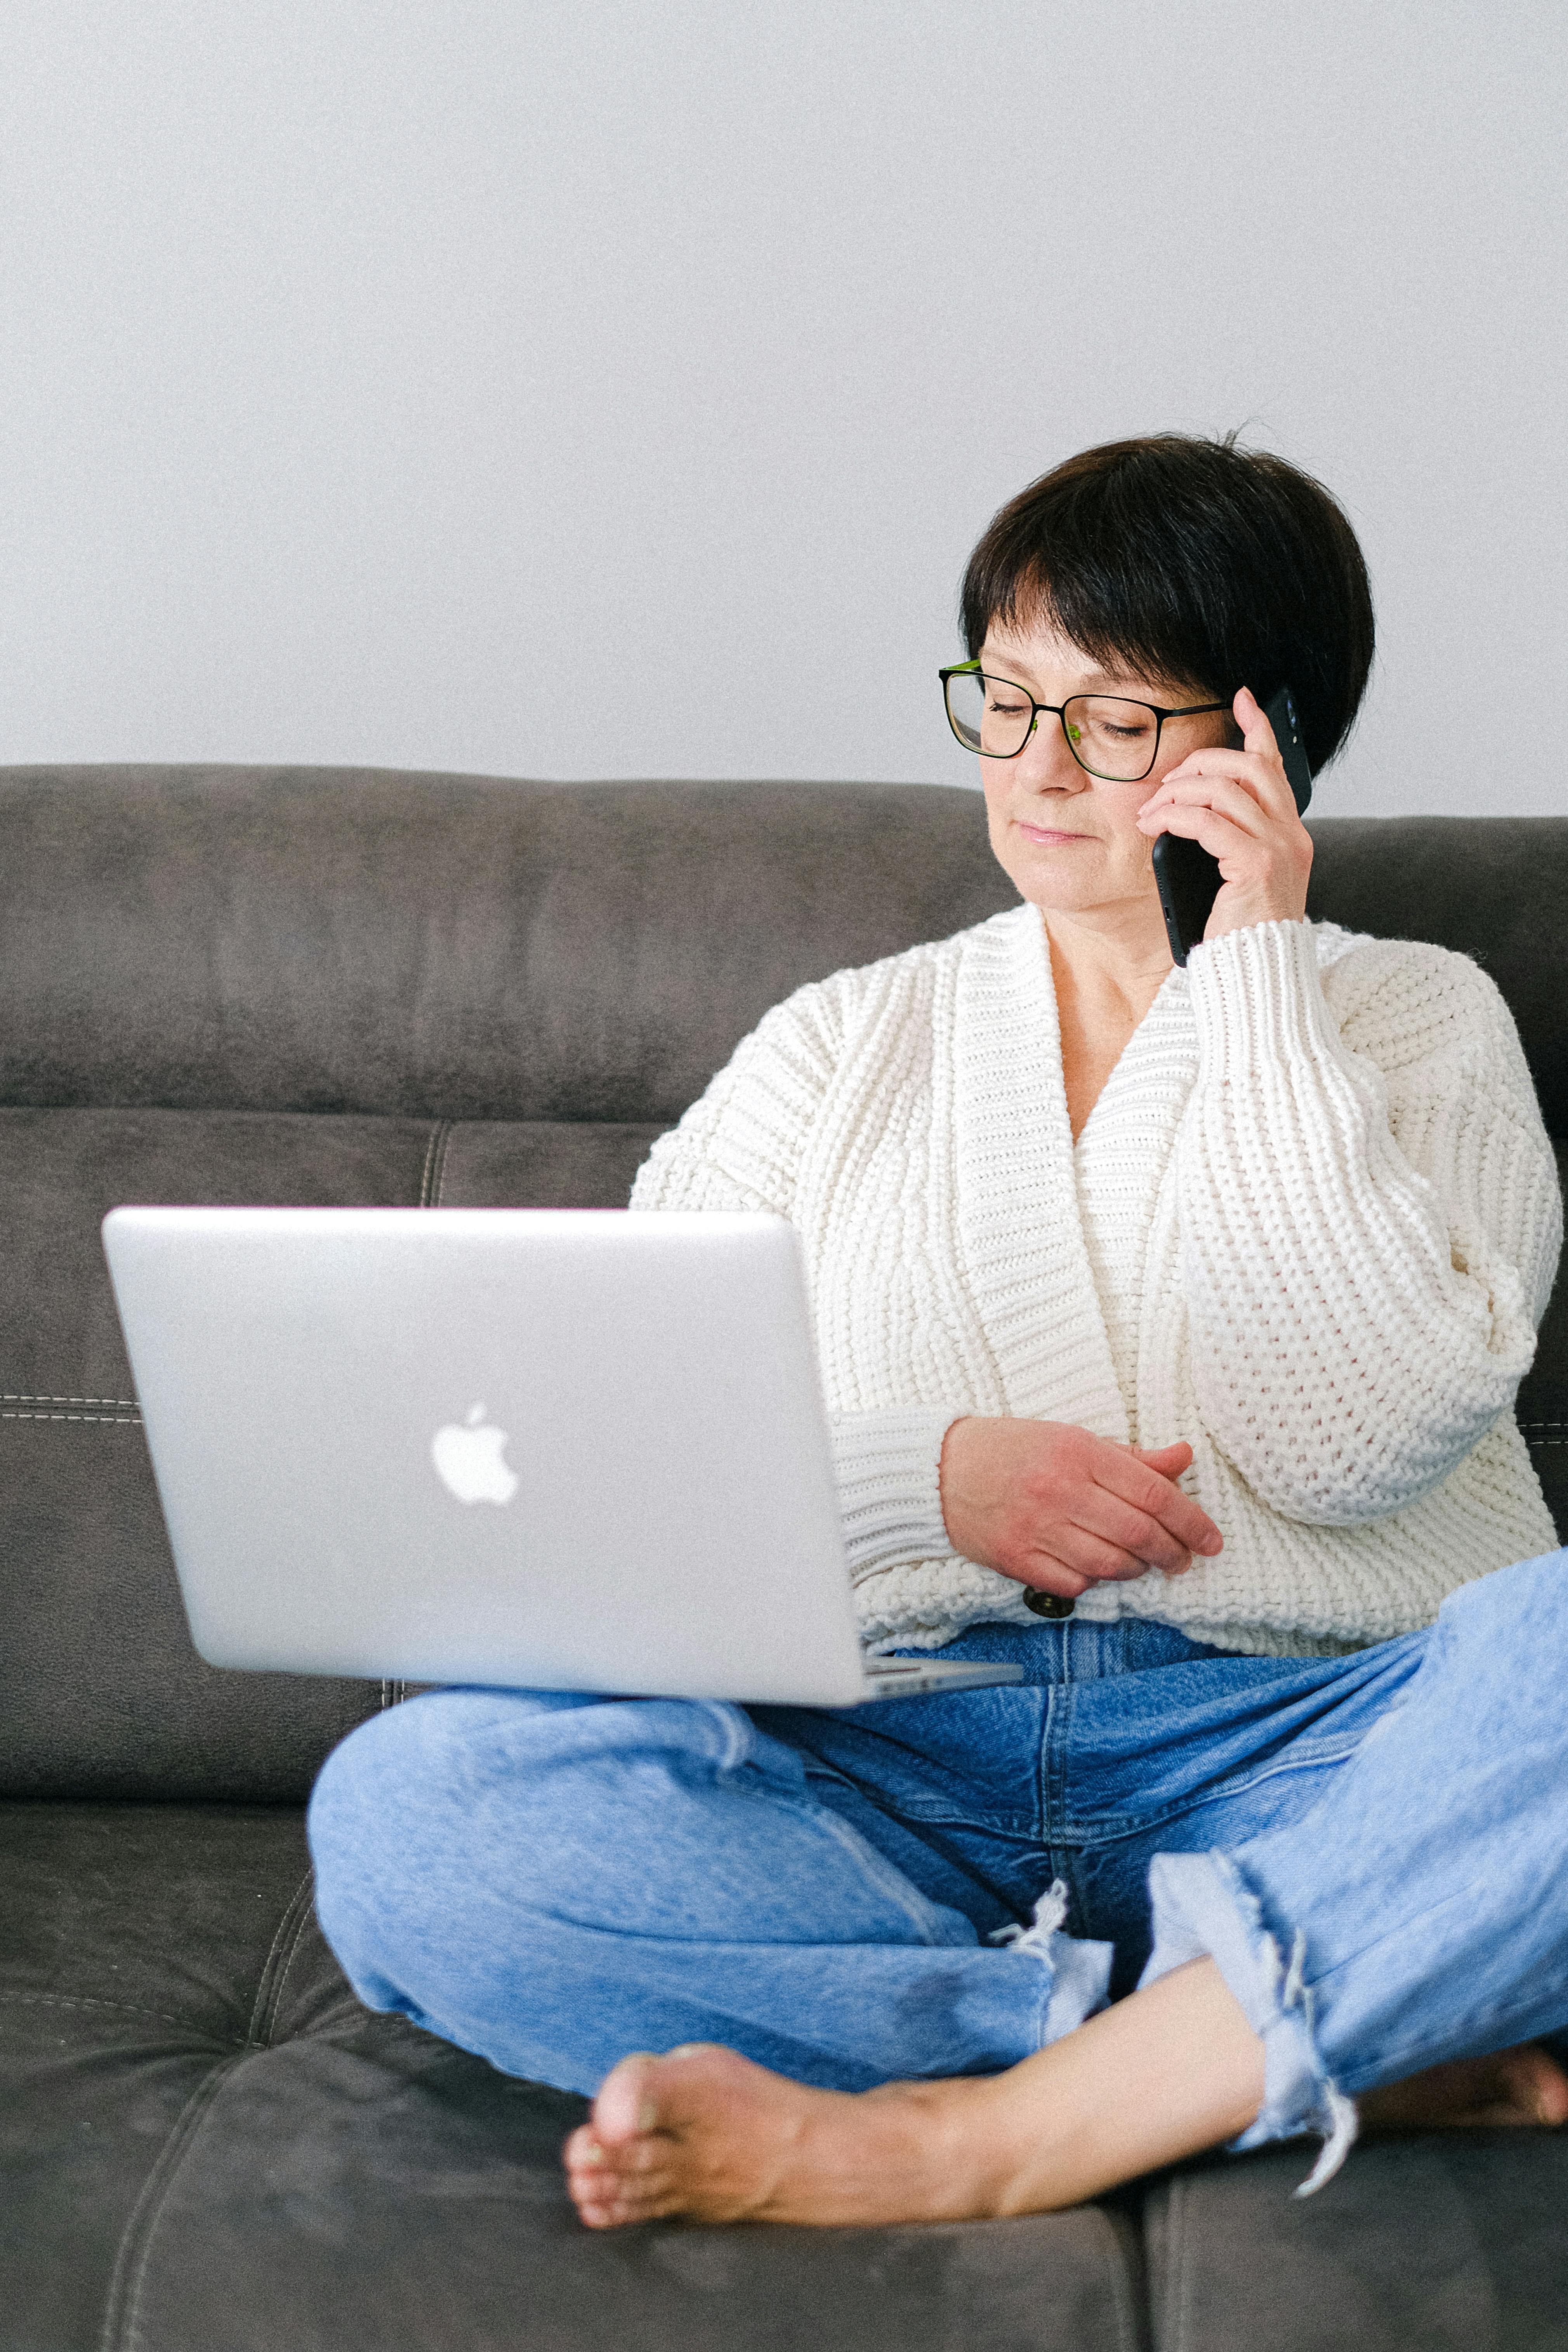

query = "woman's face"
[976,620,1233,926]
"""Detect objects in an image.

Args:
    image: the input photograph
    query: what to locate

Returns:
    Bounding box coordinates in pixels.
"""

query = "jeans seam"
[1063,1734,1369,1844]
[719,1712,969,1946]
[769,1789,971,1948]
[700,1700,755,1775]
[1042,1679,1071,1850]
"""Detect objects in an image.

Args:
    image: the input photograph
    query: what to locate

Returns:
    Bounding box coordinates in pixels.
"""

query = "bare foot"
[563,1959,1267,2229]
[563,2043,1007,2230]
[1361,2042,1568,2135]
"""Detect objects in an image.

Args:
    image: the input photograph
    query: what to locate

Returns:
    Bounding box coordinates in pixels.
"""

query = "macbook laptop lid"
[102,1207,1021,1708]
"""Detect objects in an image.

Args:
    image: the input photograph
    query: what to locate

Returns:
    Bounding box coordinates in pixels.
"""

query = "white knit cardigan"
[630,907,1562,1656]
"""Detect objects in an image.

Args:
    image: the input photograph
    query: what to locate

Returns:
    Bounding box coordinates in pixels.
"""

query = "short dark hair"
[960,434,1375,773]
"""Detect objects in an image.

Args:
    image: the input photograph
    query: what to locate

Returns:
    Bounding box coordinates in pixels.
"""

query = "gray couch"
[3,764,1565,2352]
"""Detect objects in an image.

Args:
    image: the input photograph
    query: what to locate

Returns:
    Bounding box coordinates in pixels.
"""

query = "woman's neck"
[1042,903,1174,1141]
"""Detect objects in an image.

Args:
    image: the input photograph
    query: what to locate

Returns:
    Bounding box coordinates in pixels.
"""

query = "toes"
[592,2052,665,2148]
[566,2040,806,2230]
[564,2112,679,2232]
[566,2055,690,2232]
[563,2124,604,2172]
[576,2194,677,2230]
[1499,2045,1568,2127]
[570,2164,680,2230]
[567,2132,663,2179]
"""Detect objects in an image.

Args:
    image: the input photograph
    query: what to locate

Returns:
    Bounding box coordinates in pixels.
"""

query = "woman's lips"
[1016,821,1089,846]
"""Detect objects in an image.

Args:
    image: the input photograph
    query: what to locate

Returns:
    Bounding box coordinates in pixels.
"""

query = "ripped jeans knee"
[1142,1850,1358,2196]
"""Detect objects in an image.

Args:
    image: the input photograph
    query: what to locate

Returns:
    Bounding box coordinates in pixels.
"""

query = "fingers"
[1141,716,1298,831]
[1138,757,1312,934]
[1072,1486,1195,1576]
[1136,772,1285,853]
[1054,1523,1160,1584]
[1099,1450,1223,1557]
[1133,1441,1194,1474]
[941,1416,1223,1595]
[1020,1564,1093,1602]
[1235,684,1277,757]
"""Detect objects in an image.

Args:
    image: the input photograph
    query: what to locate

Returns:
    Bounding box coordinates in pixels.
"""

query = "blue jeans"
[308,1549,1568,2181]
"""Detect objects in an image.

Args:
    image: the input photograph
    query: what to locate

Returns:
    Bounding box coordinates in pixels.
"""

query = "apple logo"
[431,1403,519,1506]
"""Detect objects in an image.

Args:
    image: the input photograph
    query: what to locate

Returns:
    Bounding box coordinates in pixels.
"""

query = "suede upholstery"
[2,766,1564,2350]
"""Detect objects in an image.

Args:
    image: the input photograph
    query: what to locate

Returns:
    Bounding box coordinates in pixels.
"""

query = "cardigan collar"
[950,902,1192,1441]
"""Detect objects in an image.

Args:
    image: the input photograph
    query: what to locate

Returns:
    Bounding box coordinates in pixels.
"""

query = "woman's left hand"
[1135,686,1313,942]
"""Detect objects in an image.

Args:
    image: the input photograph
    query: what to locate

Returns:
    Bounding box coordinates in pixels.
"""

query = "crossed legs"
[567,1966,1568,2229]
[569,1553,1568,2224]
[309,1553,1568,2232]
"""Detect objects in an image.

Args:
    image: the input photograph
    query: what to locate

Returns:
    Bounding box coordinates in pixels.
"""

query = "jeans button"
[1023,1590,1076,1620]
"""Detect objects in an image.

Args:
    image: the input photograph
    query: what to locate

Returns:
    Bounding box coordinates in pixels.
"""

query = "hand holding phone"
[1150,684,1313,967]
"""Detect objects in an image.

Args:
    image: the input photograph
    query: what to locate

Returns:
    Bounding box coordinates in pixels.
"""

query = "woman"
[308,434,1567,2229]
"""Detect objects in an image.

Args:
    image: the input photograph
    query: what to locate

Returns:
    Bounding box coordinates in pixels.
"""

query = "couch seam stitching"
[245,1869,316,2046]
[1,1410,144,1424]
[0,1988,241,2038]
[1174,2175,1196,2352]
[1150,2176,1186,2352]
[431,1118,454,1206]
[417,1118,441,1204]
[1102,2204,1150,2352]
[1,1392,140,1407]
[255,1886,318,2047]
[418,1117,453,1208]
[99,2054,245,2352]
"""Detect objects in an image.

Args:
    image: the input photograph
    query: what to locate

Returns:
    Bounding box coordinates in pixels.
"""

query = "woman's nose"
[1014,714,1088,792]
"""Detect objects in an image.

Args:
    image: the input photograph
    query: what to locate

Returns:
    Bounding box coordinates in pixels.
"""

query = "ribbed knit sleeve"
[629,986,964,1586]
[1179,920,1562,1527]
[628,992,839,1221]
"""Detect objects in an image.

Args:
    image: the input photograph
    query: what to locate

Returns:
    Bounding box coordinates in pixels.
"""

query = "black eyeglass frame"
[939,658,1229,783]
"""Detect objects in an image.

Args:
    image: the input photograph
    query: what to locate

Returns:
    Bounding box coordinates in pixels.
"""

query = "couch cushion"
[1305,816,1567,1138]
[0,1801,324,2352]
[5,777,1561,1136]
[0,1108,666,1798]
[0,1802,1152,2352]
[1143,2137,1568,2351]
[437,1118,666,1208]
[0,771,1017,1123]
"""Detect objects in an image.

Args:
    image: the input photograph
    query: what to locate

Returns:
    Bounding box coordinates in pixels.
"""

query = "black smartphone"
[1152,684,1314,967]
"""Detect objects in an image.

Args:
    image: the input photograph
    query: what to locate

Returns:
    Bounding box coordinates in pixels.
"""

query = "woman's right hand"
[938,1417,1223,1604]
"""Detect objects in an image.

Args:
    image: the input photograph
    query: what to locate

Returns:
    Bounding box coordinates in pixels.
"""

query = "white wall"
[2,0,1563,815]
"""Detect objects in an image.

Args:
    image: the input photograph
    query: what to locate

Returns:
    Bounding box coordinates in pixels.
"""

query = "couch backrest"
[1,770,1562,1798]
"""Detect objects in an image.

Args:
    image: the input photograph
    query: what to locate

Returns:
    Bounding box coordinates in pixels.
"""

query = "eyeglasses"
[940,659,1228,783]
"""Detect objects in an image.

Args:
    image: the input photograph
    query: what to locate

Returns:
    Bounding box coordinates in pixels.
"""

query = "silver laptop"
[101,1206,1023,1708]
